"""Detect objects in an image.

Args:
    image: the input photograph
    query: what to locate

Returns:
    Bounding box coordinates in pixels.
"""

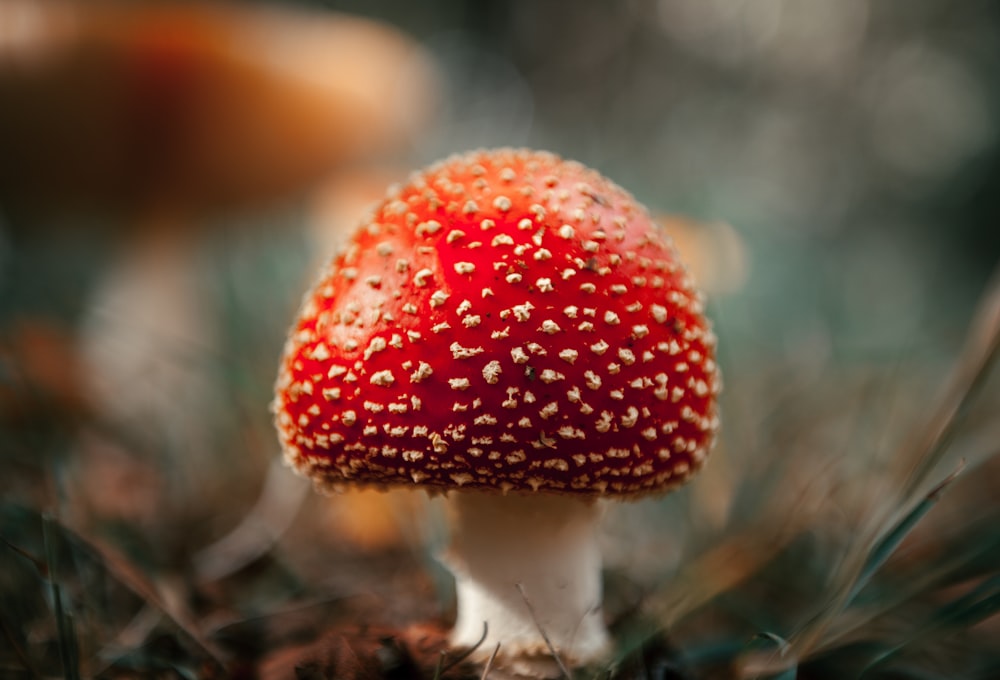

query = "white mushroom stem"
[444,492,610,677]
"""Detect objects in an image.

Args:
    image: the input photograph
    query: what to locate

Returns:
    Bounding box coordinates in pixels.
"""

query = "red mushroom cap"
[274,149,721,497]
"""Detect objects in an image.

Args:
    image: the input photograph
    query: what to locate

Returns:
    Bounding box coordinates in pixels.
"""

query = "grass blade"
[739,632,798,680]
[893,269,1000,506]
[43,513,81,680]
[861,574,1000,675]
[790,272,1000,659]
[846,462,964,604]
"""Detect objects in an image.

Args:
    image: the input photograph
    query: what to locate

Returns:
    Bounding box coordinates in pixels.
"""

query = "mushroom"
[273,149,721,677]
[2,0,441,542]
[0,0,439,219]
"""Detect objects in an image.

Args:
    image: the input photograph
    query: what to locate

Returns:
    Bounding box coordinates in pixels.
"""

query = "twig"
[516,583,573,680]
[87,536,227,668]
[2,537,48,575]
[435,622,489,678]
[480,643,501,679]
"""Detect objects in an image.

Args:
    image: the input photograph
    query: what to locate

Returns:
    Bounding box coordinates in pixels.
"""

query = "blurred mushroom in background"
[0,0,439,219]
[0,0,440,545]
[655,215,749,298]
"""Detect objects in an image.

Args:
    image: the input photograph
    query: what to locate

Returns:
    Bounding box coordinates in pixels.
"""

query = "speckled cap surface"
[274,149,721,497]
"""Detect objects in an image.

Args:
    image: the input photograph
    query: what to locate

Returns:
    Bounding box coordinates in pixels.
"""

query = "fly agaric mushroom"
[274,149,721,676]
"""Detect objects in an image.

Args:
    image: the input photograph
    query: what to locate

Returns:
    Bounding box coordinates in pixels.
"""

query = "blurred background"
[1,1,998,678]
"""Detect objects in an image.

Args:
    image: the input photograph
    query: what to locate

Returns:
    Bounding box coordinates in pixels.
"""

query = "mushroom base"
[444,492,610,677]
